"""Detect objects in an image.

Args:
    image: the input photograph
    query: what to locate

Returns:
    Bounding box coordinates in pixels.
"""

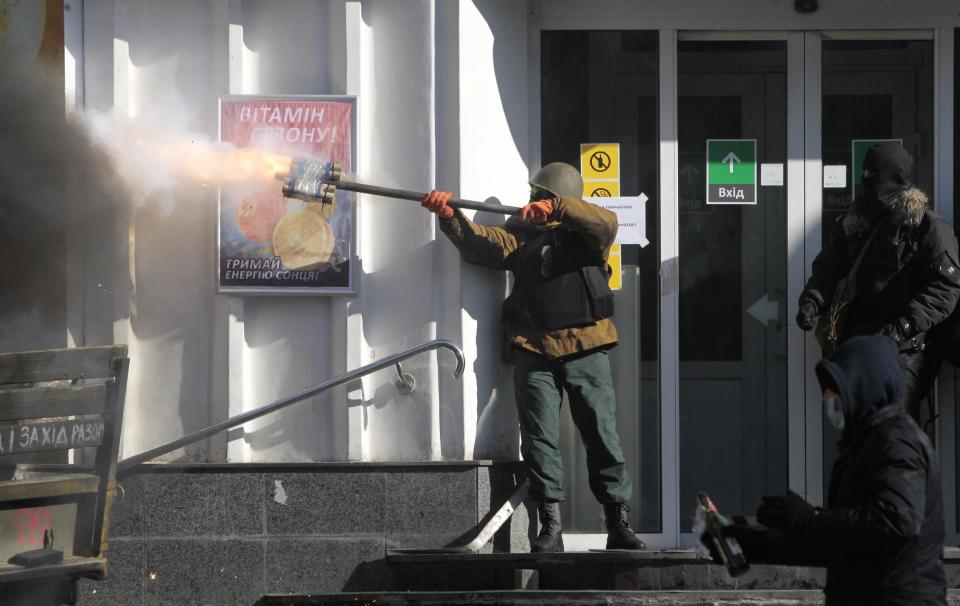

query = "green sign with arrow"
[706,139,757,204]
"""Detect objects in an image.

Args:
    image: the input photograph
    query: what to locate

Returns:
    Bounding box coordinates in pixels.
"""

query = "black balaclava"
[860,142,913,214]
[815,335,904,433]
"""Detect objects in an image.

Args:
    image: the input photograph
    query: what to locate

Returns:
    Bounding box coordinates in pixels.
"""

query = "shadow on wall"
[474,1,530,167]
[462,203,520,461]
[238,0,332,95]
[127,184,217,464]
[465,2,532,460]
[123,1,221,120]
[114,1,229,463]
[359,238,449,459]
[236,294,337,460]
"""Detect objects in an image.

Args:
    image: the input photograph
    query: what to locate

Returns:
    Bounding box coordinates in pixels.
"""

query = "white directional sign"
[746,294,779,326]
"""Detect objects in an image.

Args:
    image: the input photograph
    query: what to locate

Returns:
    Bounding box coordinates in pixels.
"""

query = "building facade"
[35,0,960,549]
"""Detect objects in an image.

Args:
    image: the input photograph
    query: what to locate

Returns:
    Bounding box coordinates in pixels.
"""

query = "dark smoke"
[0,54,129,351]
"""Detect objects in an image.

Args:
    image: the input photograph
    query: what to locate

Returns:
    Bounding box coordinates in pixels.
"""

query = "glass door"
[540,30,662,545]
[812,33,936,502]
[538,24,949,549]
[676,39,790,530]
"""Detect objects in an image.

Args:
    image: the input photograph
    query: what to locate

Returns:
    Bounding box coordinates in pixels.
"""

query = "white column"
[65,0,87,352]
[344,0,369,461]
[457,0,531,461]
[353,0,442,461]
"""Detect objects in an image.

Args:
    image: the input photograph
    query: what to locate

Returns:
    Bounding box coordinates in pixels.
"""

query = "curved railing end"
[434,339,467,379]
[437,338,466,379]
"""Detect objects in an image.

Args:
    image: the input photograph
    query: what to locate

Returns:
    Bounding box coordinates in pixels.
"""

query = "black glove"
[796,299,819,331]
[879,323,900,343]
[700,524,769,564]
[880,319,914,347]
[757,491,815,537]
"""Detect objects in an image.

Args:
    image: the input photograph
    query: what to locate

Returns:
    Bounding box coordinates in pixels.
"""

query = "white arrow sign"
[722,152,741,174]
[746,295,778,326]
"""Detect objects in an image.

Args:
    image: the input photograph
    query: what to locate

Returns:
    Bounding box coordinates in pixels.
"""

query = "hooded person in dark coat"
[797,142,960,422]
[708,336,946,606]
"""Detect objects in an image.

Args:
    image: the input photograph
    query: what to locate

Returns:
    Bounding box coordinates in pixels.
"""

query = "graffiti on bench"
[0,419,105,455]
[15,507,52,547]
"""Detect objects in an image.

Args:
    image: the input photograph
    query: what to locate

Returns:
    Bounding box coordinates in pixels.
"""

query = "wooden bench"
[0,346,129,603]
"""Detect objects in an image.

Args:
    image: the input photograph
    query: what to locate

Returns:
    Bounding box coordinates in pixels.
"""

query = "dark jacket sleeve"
[901,215,960,336]
[801,216,850,309]
[762,528,826,567]
[803,435,927,564]
[437,209,521,270]
[551,196,618,259]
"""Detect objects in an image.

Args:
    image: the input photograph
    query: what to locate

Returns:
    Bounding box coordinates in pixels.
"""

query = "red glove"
[520,198,555,224]
[421,189,454,219]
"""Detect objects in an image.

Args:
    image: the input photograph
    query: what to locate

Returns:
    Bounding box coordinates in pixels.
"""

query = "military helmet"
[529,162,583,199]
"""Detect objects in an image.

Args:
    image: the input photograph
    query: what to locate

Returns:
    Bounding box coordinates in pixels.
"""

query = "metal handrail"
[117,339,465,471]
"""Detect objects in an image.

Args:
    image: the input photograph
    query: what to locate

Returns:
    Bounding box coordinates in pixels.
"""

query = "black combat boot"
[532,501,564,553]
[603,502,646,550]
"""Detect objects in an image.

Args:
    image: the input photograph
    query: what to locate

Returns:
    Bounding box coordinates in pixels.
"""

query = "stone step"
[259,589,960,605]
[384,549,960,592]
[258,589,828,605]
[385,550,822,591]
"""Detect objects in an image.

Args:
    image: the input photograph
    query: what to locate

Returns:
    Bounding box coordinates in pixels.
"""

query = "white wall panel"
[350,0,443,461]
[456,0,530,460]
[111,0,222,462]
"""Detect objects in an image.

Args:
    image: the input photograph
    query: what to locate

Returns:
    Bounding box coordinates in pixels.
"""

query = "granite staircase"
[258,548,960,605]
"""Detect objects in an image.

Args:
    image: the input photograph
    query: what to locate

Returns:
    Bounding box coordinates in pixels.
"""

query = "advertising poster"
[0,0,64,75]
[218,96,356,294]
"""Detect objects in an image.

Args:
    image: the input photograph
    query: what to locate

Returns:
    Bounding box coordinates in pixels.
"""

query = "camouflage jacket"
[438,196,619,361]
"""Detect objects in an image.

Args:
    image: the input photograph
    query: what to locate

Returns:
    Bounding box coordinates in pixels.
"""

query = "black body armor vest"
[502,228,615,330]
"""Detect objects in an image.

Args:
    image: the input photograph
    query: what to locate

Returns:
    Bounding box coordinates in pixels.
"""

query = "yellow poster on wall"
[580,143,622,290]
[580,143,620,181]
[584,180,620,198]
[607,244,622,291]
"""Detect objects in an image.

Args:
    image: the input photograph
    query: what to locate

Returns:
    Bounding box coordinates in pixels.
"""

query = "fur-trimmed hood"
[841,186,928,239]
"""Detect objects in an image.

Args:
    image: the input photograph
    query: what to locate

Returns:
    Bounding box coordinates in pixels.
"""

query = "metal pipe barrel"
[280,159,521,216]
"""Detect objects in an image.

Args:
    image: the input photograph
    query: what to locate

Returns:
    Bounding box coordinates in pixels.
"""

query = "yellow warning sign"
[607,244,622,291]
[581,143,620,181]
[586,180,620,198]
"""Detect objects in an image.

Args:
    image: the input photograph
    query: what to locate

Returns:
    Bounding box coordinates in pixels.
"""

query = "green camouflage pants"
[512,347,632,503]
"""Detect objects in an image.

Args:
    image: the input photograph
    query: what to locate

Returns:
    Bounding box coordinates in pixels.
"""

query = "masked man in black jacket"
[797,142,960,421]
[708,336,946,606]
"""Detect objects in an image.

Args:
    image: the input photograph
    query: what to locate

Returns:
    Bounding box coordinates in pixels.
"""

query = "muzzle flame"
[177,145,291,185]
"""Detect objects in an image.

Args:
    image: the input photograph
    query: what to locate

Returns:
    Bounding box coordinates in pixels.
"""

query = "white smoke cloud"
[82,95,289,209]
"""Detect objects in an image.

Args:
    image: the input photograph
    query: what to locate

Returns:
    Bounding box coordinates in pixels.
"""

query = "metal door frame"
[529,6,957,549]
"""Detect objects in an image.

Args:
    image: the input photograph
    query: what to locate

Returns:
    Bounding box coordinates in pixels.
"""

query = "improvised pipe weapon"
[278,158,521,216]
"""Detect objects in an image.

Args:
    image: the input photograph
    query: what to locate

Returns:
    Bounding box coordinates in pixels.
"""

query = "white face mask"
[825,396,845,431]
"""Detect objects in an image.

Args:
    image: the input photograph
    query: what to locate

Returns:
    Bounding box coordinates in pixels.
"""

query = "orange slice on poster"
[237,189,289,243]
[272,210,335,270]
